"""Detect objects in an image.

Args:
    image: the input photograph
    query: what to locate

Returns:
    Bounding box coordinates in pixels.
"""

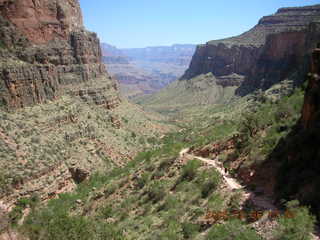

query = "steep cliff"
[182,4,320,94]
[0,0,119,109]
[261,46,320,217]
[0,0,172,209]
[0,0,83,44]
[237,22,320,94]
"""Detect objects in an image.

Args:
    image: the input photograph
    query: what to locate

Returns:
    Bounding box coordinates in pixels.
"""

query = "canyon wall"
[0,0,172,210]
[0,0,83,44]
[0,0,120,109]
[237,23,320,94]
[182,5,320,93]
[267,44,320,218]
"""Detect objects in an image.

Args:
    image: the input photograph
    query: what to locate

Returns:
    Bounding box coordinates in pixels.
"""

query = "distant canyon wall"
[182,5,320,94]
[101,43,196,97]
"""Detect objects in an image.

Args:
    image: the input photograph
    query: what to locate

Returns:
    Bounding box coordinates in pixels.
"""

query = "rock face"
[0,0,83,44]
[182,44,261,82]
[237,23,320,94]
[265,46,320,217]
[0,0,120,109]
[0,0,131,207]
[301,47,320,129]
[182,4,320,93]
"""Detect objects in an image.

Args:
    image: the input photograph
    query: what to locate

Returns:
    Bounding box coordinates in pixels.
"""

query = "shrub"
[23,210,94,240]
[146,181,166,203]
[181,159,201,182]
[104,183,117,197]
[238,113,261,139]
[156,220,183,240]
[273,200,316,240]
[158,157,175,171]
[196,169,221,198]
[99,205,114,219]
[206,219,261,240]
[275,103,294,123]
[0,209,9,234]
[207,193,224,211]
[136,173,150,189]
[9,196,39,225]
[160,196,180,212]
[23,209,125,240]
[228,191,242,211]
[181,222,200,239]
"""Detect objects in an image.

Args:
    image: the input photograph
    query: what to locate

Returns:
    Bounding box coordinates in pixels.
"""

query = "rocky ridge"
[182,4,320,95]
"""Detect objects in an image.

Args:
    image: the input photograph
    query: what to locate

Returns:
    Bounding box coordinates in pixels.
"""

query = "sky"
[79,0,320,48]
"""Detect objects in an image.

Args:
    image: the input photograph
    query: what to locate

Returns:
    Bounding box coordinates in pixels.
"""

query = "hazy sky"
[79,0,320,48]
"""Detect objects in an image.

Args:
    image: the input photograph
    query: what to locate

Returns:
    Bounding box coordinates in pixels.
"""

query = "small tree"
[239,113,260,138]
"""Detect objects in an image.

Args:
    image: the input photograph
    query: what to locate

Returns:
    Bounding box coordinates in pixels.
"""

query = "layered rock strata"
[182,5,320,93]
[0,0,120,109]
[0,0,124,207]
[263,46,320,217]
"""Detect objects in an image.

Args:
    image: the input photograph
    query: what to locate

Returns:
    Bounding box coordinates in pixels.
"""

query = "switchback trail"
[179,148,320,239]
[179,148,276,211]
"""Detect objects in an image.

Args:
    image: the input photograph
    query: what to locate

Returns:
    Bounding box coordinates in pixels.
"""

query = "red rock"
[182,5,320,94]
[0,0,120,110]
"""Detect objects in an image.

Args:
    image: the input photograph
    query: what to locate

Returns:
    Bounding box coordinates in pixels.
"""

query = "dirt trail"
[180,148,320,239]
[180,148,277,210]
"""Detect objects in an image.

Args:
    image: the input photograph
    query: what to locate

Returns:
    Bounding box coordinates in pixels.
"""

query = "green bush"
[99,205,114,219]
[156,220,183,240]
[206,219,261,240]
[275,103,294,123]
[196,169,221,198]
[207,193,224,211]
[181,159,201,182]
[181,222,200,239]
[158,157,175,171]
[273,201,316,240]
[238,113,261,139]
[136,173,150,189]
[146,181,166,203]
[160,195,180,212]
[23,209,125,240]
[9,196,39,225]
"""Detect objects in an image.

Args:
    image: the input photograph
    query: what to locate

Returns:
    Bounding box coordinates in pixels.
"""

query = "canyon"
[182,5,320,95]
[101,43,196,98]
[138,4,320,113]
[0,1,320,239]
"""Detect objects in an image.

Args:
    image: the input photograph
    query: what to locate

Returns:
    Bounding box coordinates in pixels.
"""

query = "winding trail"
[180,148,320,239]
[180,148,276,210]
